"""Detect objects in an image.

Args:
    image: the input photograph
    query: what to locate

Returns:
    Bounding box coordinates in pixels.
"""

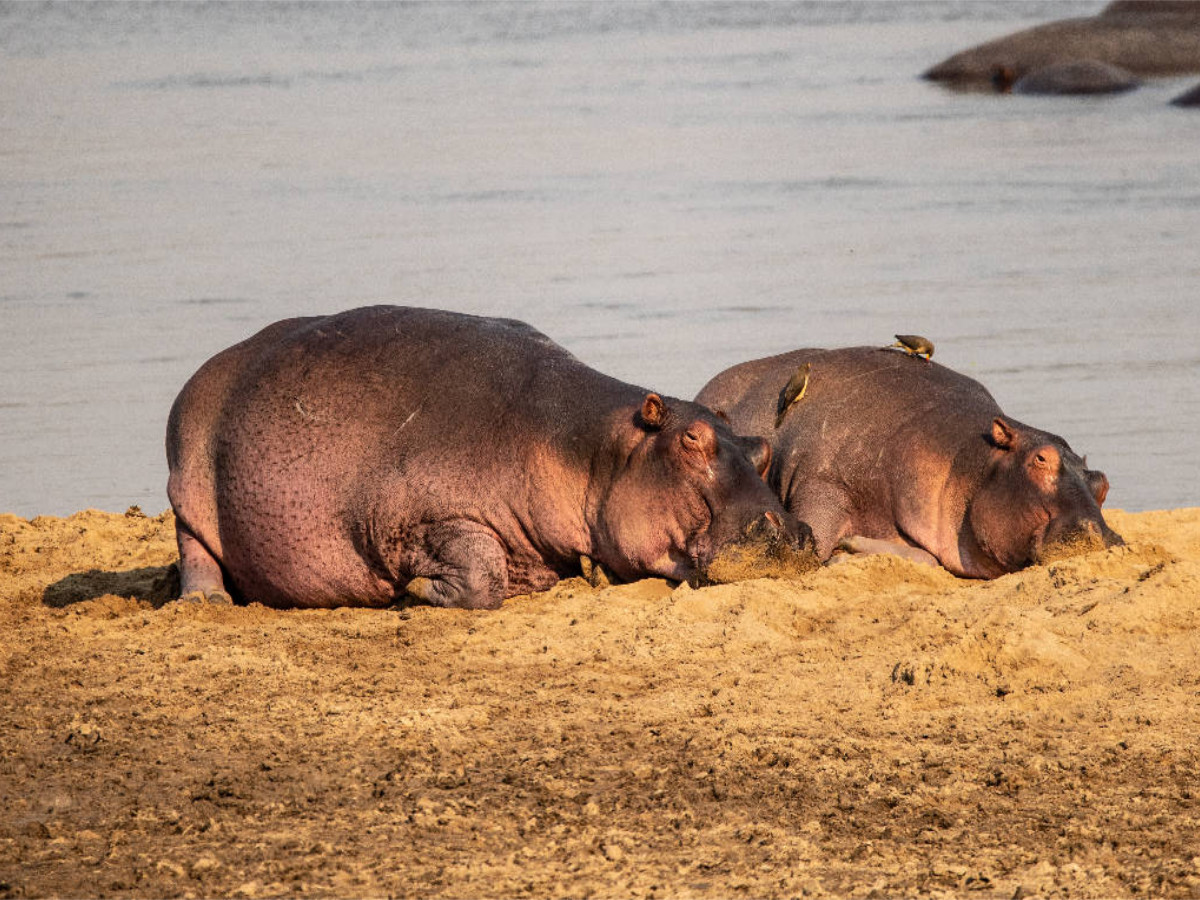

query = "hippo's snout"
[743,510,791,546]
[1038,516,1123,565]
[698,511,817,586]
[748,509,817,551]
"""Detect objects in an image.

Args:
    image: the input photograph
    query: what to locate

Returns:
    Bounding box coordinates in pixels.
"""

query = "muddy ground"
[1,506,1198,898]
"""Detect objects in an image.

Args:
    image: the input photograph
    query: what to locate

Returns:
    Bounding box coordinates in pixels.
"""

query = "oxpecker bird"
[886,334,934,361]
[774,362,812,429]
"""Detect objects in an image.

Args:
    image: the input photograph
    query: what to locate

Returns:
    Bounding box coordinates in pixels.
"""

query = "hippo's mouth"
[645,546,701,584]
[1036,519,1122,565]
[640,531,715,586]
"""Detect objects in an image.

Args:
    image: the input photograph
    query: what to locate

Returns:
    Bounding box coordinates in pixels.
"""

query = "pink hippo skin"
[166,306,806,609]
[695,347,1121,579]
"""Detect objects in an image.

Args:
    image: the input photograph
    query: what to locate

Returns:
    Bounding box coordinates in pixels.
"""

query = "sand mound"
[2,507,1199,897]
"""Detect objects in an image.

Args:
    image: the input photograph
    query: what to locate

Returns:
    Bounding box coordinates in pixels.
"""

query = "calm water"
[2,1,1198,517]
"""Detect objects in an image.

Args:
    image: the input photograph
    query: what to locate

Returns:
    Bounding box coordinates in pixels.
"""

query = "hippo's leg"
[580,554,612,589]
[837,536,940,569]
[787,482,854,561]
[403,520,509,610]
[175,521,233,604]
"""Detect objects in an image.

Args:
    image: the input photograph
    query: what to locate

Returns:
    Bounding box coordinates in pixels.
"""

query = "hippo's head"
[966,417,1122,574]
[594,393,812,584]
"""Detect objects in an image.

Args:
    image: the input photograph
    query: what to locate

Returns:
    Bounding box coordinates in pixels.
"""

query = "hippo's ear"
[741,436,772,479]
[640,393,667,430]
[990,417,1017,450]
[1086,469,1110,506]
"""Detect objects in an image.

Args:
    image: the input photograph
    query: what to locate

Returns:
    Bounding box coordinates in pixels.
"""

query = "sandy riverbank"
[1,506,1198,897]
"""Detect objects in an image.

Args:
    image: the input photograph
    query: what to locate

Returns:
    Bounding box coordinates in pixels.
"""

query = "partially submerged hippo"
[167,306,805,609]
[696,347,1122,579]
[925,1,1200,93]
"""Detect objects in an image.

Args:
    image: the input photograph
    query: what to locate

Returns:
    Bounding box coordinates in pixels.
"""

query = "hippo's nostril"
[742,510,787,545]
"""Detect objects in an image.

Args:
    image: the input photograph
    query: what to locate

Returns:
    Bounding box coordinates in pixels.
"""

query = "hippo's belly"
[215,491,397,610]
[210,406,402,608]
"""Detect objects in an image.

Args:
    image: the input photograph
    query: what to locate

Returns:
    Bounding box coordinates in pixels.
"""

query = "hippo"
[695,347,1122,579]
[166,306,806,610]
[925,1,1200,92]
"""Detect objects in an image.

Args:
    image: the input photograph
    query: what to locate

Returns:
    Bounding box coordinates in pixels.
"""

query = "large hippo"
[167,306,806,610]
[695,347,1122,579]
[925,1,1200,92]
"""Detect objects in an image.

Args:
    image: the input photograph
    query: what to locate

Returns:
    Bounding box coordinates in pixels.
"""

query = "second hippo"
[696,346,1121,578]
[924,1,1200,91]
[167,306,808,610]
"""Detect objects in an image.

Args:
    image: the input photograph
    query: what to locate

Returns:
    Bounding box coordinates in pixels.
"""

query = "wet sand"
[2,506,1198,897]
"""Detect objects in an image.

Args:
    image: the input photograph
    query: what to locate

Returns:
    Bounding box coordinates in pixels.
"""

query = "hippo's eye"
[1031,451,1057,470]
[681,422,718,463]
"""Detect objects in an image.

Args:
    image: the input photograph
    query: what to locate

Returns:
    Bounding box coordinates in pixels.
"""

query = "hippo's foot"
[579,555,612,589]
[400,522,510,609]
[835,536,940,569]
[396,520,508,614]
[173,518,233,604]
[404,572,505,610]
[174,589,234,605]
[403,577,439,605]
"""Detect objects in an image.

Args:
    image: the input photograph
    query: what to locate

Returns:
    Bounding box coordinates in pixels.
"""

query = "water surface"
[2,1,1197,515]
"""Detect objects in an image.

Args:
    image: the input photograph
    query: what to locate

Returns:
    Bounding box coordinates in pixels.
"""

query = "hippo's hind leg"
[403,520,509,610]
[175,520,233,605]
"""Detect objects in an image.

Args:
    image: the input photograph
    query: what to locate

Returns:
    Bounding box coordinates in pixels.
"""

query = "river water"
[2,1,1198,517]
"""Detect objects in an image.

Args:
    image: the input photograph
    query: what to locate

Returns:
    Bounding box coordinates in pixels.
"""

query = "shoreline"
[2,506,1199,896]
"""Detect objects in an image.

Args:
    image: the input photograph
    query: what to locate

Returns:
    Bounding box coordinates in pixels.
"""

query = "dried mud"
[2,507,1199,898]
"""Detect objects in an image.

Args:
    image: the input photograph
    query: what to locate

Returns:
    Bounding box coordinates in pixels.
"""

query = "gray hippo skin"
[695,347,1122,579]
[1011,60,1139,95]
[167,306,804,610]
[925,1,1200,91]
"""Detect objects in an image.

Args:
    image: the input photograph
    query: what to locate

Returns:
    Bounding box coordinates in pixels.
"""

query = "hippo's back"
[698,346,999,440]
[697,346,1005,509]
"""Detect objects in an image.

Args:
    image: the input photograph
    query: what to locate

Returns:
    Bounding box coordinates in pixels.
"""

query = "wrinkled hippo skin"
[167,306,805,610]
[696,347,1122,579]
[925,1,1200,91]
[1171,80,1200,105]
[1012,60,1140,95]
